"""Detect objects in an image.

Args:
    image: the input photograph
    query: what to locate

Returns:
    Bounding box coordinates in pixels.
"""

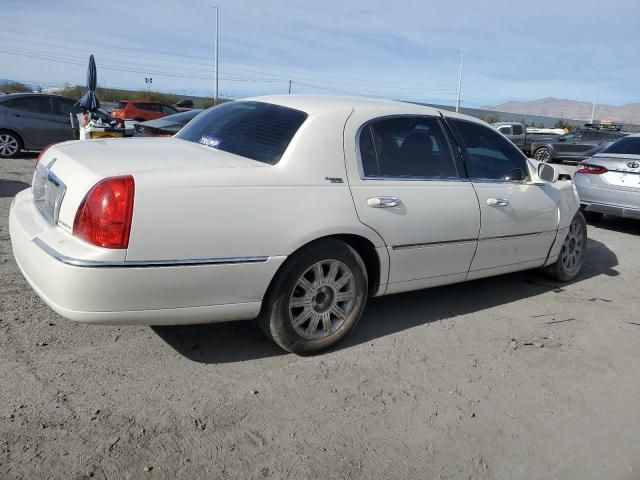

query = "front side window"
[359,116,458,178]
[176,101,307,165]
[451,119,529,181]
[51,98,75,116]
[498,126,512,135]
[161,105,178,115]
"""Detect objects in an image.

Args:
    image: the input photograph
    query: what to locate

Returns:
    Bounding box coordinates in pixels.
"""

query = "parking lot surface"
[1,155,639,480]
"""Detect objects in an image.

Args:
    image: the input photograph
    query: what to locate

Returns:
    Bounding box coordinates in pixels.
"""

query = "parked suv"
[111,100,178,122]
[531,127,627,163]
[0,93,112,158]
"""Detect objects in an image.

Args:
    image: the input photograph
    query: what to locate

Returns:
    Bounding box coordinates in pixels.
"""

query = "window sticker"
[198,135,222,148]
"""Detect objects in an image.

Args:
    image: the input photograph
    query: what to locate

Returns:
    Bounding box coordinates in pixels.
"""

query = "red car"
[111,100,178,122]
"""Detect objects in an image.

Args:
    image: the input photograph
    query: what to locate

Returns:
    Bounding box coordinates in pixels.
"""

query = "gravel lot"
[1,154,639,480]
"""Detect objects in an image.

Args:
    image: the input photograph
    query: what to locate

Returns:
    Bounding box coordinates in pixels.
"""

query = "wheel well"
[0,128,24,148]
[331,234,381,296]
[263,234,382,304]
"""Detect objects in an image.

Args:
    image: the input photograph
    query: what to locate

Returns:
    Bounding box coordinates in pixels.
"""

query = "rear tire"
[534,147,552,163]
[259,239,368,354]
[0,130,22,159]
[543,211,587,282]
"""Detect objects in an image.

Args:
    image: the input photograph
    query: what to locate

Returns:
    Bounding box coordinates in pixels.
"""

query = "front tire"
[259,239,368,354]
[543,211,587,282]
[0,131,21,159]
[534,147,552,163]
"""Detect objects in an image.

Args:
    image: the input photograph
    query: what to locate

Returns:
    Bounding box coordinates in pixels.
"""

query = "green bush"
[0,81,33,94]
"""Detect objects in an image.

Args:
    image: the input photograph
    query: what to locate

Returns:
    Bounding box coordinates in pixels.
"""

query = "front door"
[447,118,560,276]
[344,112,480,294]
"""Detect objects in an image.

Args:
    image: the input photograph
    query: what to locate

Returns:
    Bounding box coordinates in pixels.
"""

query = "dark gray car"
[531,128,627,163]
[0,93,112,158]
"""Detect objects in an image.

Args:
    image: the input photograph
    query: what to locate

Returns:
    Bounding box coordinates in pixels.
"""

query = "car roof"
[244,94,448,117]
[0,92,75,101]
[242,94,489,126]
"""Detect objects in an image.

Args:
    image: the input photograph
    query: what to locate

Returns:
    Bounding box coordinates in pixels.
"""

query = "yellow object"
[89,130,124,139]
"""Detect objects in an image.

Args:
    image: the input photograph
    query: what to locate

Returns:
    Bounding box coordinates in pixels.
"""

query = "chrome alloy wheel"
[535,147,551,163]
[288,260,356,339]
[561,218,584,274]
[0,134,19,158]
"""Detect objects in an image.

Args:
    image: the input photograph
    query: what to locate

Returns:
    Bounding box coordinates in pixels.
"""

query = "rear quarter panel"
[125,109,386,262]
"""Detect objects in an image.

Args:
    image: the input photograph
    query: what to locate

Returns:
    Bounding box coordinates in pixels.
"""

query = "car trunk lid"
[586,154,640,189]
[38,137,268,234]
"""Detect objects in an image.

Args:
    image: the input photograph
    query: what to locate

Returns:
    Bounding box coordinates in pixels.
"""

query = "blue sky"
[1,0,638,107]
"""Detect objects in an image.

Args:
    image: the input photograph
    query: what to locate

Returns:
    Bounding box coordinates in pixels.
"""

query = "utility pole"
[288,80,292,94]
[214,5,219,105]
[455,49,464,113]
[590,83,599,124]
[145,77,152,94]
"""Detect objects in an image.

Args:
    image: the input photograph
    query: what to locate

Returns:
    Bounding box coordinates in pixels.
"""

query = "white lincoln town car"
[9,95,586,353]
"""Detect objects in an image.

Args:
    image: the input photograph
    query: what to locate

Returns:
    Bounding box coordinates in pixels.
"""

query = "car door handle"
[367,196,402,208]
[487,197,509,207]
[9,113,22,117]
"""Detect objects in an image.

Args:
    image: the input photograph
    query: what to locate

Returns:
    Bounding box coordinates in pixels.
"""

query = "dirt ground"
[1,154,639,480]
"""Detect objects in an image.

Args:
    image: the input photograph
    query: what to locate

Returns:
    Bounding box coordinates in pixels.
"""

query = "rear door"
[447,118,560,276]
[4,96,62,148]
[344,112,480,294]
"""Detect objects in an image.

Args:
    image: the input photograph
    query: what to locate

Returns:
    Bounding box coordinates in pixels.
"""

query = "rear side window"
[176,101,307,165]
[601,136,640,154]
[512,125,524,135]
[3,96,52,114]
[359,116,458,178]
[114,102,128,109]
[451,119,529,181]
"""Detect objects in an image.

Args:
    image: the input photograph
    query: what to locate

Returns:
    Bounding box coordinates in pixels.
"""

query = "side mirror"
[538,163,559,183]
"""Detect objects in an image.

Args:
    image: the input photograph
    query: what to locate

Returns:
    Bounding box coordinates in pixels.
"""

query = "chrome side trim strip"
[33,238,269,269]
[392,230,557,250]
[479,230,557,241]
[392,238,477,250]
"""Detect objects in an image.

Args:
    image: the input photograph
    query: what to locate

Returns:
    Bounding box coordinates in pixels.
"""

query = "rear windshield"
[114,102,128,109]
[601,136,640,155]
[176,101,307,164]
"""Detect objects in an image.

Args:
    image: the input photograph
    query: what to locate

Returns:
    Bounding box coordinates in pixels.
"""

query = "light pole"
[145,77,153,95]
[455,49,464,113]
[590,83,599,124]
[214,5,219,105]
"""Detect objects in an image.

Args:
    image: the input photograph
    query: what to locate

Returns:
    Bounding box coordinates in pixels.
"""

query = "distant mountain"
[483,97,640,125]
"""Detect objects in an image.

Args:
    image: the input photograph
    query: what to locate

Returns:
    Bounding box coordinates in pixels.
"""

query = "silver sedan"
[575,133,640,221]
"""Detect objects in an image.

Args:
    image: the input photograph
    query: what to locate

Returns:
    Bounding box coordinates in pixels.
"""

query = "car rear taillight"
[73,176,135,249]
[576,164,608,175]
[35,144,54,169]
